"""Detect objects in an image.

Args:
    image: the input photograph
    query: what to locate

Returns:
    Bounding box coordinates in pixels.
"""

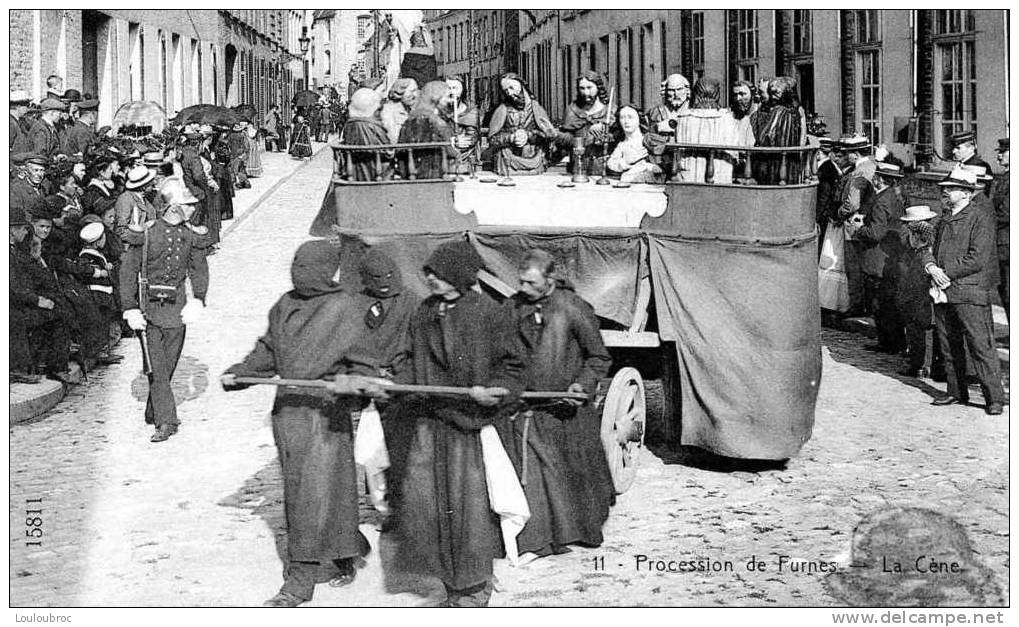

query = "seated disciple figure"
[397,80,457,180]
[444,77,481,174]
[380,78,419,144]
[337,88,393,181]
[751,76,806,184]
[606,105,662,184]
[673,77,754,184]
[643,74,691,171]
[487,73,560,176]
[558,70,617,176]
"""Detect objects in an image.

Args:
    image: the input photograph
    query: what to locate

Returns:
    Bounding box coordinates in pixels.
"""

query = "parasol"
[292,90,320,108]
[232,104,258,123]
[173,104,243,128]
[111,101,167,134]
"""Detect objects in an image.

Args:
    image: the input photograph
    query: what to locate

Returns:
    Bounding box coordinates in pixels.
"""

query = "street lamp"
[299,26,311,91]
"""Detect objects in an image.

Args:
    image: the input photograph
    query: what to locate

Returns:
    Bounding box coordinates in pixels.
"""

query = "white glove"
[181,299,204,325]
[123,309,147,331]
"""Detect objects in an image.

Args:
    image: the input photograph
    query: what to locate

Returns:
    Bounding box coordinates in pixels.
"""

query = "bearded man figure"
[751,76,806,184]
[644,74,691,172]
[487,73,559,176]
[558,70,617,175]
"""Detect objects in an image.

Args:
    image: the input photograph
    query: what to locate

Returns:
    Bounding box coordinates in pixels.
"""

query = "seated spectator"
[337,88,392,182]
[80,155,119,216]
[77,222,122,363]
[398,80,457,180]
[606,105,662,184]
[674,78,754,184]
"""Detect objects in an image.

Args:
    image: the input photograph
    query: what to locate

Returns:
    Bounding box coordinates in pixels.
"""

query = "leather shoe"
[328,558,357,587]
[931,395,968,406]
[985,402,1004,416]
[150,424,178,443]
[262,591,305,607]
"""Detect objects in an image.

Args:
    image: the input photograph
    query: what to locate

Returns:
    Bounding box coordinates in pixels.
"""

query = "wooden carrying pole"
[231,376,590,402]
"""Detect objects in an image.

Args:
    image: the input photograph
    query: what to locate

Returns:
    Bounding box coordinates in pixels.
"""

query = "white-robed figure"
[673,77,754,184]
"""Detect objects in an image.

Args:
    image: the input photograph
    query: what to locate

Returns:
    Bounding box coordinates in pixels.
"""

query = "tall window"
[159,34,168,109]
[936,9,975,34]
[691,12,704,74]
[858,50,881,143]
[792,10,812,54]
[855,10,880,43]
[734,10,758,82]
[939,40,977,144]
[357,15,371,42]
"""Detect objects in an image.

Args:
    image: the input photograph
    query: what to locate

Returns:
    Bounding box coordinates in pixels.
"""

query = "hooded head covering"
[359,249,402,298]
[349,88,382,119]
[290,240,344,298]
[423,240,485,293]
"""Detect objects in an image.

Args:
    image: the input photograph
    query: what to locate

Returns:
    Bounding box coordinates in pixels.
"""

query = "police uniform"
[119,218,210,432]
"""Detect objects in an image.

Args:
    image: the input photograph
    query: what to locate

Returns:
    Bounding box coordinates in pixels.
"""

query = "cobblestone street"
[9,147,1009,607]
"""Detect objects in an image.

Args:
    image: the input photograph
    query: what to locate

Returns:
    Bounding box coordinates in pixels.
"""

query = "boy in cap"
[78,221,122,363]
[119,177,211,442]
[891,205,939,377]
[924,168,1005,415]
[392,240,525,607]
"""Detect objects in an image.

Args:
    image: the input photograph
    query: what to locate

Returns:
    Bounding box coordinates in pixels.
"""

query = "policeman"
[949,131,991,172]
[119,177,211,442]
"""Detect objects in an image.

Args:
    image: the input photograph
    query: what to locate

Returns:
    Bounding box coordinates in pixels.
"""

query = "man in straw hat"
[847,161,906,353]
[10,90,33,151]
[924,167,1004,415]
[119,177,211,442]
[836,133,877,317]
[114,164,158,245]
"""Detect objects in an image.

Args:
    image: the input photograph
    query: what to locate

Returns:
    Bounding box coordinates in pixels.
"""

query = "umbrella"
[173,104,243,128]
[292,90,320,108]
[232,104,258,123]
[111,101,167,134]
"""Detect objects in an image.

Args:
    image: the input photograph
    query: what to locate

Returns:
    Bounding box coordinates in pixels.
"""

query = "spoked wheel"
[599,367,646,494]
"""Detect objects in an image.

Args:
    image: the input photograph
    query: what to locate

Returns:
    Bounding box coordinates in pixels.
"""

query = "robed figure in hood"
[221,240,385,607]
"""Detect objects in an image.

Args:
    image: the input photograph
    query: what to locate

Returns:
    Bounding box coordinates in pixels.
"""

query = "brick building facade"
[10,9,307,127]
[425,10,520,120]
[518,9,1009,169]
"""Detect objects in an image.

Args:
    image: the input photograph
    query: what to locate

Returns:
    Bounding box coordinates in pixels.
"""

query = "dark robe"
[10,243,72,373]
[449,102,481,174]
[487,99,559,176]
[644,104,687,171]
[224,287,375,565]
[397,110,455,180]
[750,104,803,184]
[339,117,393,181]
[497,288,614,557]
[393,290,525,591]
[400,51,439,88]
[559,100,617,174]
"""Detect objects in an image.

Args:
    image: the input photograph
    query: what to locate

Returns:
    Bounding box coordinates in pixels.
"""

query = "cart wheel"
[599,367,646,494]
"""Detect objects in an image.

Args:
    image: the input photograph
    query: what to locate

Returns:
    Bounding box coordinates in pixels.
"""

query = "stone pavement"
[9,152,1010,606]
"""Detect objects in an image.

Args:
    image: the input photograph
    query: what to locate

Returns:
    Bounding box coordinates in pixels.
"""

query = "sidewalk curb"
[220,143,329,240]
[10,379,66,425]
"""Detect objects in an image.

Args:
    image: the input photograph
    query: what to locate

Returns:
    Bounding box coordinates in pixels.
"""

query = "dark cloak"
[496,288,615,556]
[397,110,455,180]
[392,290,525,590]
[339,117,393,181]
[224,242,371,564]
[751,104,803,184]
[487,100,559,176]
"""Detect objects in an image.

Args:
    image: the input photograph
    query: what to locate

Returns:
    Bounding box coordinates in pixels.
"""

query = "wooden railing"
[331,141,456,183]
[662,143,819,186]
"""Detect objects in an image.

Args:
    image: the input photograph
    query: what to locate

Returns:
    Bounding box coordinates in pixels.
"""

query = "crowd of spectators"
[9,75,298,386]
